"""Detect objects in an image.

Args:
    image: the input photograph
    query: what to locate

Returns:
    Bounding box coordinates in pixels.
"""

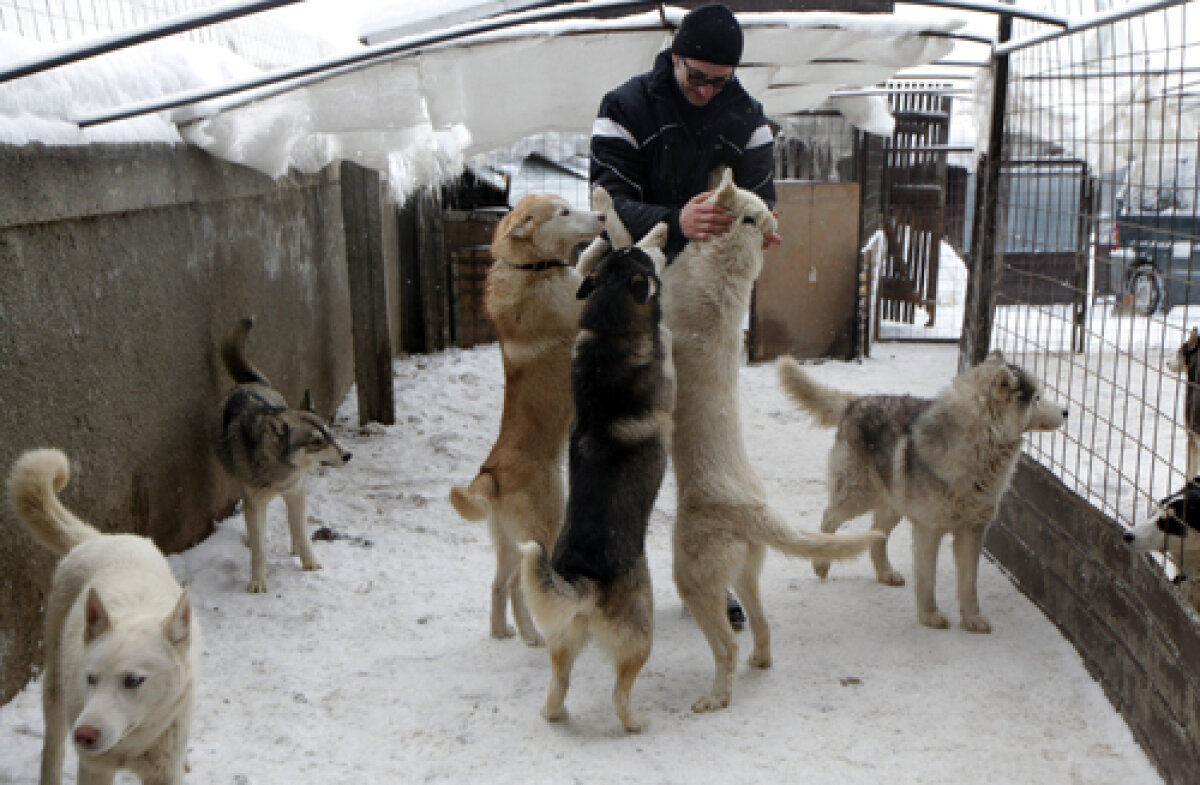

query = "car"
[1110,155,1200,315]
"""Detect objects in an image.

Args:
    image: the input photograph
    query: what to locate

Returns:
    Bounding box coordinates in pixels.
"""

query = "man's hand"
[679,191,733,241]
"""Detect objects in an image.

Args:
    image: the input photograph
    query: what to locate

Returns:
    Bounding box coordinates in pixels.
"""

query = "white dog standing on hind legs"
[778,350,1067,632]
[8,448,199,785]
[656,169,882,713]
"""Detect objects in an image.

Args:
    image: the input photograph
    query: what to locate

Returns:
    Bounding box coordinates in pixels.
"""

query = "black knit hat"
[670,4,743,67]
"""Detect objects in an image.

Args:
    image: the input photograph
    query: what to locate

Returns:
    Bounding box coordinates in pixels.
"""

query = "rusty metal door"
[875,91,951,331]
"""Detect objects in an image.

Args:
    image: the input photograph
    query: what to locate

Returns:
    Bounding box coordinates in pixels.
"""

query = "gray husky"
[779,350,1066,632]
[214,317,351,593]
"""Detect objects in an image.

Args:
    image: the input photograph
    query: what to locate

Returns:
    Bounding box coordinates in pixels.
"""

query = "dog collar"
[506,260,570,271]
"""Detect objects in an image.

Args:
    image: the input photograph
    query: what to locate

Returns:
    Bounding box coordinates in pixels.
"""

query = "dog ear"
[268,415,291,443]
[164,586,192,648]
[712,167,736,206]
[991,363,1019,398]
[506,214,535,240]
[1190,327,1199,349]
[301,389,315,413]
[576,235,610,277]
[577,275,597,300]
[629,272,656,304]
[591,185,612,214]
[84,588,112,643]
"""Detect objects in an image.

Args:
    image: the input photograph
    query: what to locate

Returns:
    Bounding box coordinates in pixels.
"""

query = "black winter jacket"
[589,49,775,256]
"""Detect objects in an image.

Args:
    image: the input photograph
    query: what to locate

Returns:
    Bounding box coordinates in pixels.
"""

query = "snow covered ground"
[0,342,1163,784]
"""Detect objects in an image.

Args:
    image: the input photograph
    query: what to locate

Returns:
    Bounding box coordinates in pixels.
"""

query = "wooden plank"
[750,181,860,360]
[340,161,395,426]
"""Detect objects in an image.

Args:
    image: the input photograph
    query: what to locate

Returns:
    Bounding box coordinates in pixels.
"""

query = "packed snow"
[0,343,1162,784]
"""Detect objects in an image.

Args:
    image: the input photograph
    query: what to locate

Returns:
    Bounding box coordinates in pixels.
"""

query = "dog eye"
[742,216,756,225]
[86,674,98,686]
[123,674,146,690]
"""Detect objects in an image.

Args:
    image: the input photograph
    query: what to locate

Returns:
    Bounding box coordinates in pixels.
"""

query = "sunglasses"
[680,58,733,90]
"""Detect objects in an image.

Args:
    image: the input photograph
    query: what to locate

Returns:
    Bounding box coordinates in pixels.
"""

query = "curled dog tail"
[448,472,497,521]
[777,356,856,429]
[755,506,882,561]
[7,448,101,558]
[220,316,270,386]
[518,541,595,632]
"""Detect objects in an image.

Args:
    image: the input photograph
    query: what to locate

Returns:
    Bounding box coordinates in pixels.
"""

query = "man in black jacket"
[589,3,780,629]
[589,2,782,258]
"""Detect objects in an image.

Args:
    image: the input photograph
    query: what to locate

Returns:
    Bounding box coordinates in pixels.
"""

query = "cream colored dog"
[8,448,199,785]
[449,193,605,645]
[658,169,881,713]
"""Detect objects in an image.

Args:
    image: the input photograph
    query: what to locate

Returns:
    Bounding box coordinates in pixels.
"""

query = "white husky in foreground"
[8,448,199,785]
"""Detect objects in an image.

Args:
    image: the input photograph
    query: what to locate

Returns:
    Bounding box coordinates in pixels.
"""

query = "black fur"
[842,395,932,489]
[550,247,670,585]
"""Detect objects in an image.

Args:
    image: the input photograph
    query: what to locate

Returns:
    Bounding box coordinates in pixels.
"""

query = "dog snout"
[1123,531,1135,543]
[74,724,100,749]
[341,451,353,464]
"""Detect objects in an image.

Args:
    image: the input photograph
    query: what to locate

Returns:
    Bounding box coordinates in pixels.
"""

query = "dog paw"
[919,610,950,629]
[491,625,517,640]
[961,614,992,634]
[522,633,546,648]
[301,560,323,572]
[812,559,831,579]
[541,704,568,723]
[620,714,646,733]
[748,648,772,669]
[247,579,268,594]
[877,569,905,587]
[691,694,731,713]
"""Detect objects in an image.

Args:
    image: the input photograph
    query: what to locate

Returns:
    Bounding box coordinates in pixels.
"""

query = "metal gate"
[875,89,952,334]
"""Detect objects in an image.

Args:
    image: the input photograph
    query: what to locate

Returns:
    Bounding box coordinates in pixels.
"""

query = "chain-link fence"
[981,0,1200,594]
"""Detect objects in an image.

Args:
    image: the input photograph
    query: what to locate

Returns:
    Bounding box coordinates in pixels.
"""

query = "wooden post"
[340,161,395,426]
[960,14,1012,369]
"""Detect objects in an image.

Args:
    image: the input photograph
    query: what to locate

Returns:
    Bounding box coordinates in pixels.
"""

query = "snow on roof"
[181,8,961,200]
[0,5,963,203]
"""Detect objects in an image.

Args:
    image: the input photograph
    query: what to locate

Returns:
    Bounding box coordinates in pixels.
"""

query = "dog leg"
[952,525,991,633]
[870,508,905,586]
[542,619,587,723]
[612,648,651,733]
[678,578,738,712]
[39,661,66,785]
[489,528,518,639]
[812,505,853,579]
[732,544,771,669]
[243,496,269,593]
[506,567,545,647]
[911,525,949,629]
[281,486,322,572]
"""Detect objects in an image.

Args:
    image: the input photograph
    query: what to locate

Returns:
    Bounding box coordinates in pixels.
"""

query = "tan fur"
[8,449,199,785]
[780,351,1066,632]
[448,193,604,646]
[214,317,351,593]
[657,169,882,713]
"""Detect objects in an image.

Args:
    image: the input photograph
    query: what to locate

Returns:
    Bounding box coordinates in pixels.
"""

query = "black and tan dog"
[518,224,674,733]
[214,316,351,593]
[1167,327,1200,478]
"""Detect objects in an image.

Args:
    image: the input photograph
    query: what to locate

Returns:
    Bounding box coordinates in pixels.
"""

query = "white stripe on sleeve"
[592,117,639,149]
[746,124,774,149]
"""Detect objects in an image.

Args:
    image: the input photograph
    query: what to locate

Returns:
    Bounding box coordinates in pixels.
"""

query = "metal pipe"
[899,0,1068,27]
[75,0,664,128]
[0,0,304,84]
[994,0,1188,57]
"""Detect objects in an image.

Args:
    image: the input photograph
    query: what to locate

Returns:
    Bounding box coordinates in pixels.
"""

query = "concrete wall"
[0,143,356,704]
[989,458,1200,785]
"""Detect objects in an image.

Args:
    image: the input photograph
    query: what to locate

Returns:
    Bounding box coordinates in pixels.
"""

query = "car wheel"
[1131,267,1163,316]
